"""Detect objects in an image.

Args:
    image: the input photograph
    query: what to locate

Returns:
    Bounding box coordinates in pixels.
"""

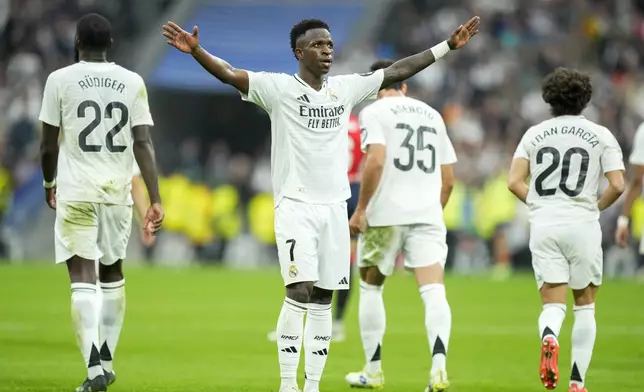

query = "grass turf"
[0,264,642,391]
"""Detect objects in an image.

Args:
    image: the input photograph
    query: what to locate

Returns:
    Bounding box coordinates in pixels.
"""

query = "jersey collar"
[293,73,327,94]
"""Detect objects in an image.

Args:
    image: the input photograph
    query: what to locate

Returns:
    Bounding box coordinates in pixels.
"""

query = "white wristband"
[617,215,629,229]
[430,41,451,61]
[43,179,56,189]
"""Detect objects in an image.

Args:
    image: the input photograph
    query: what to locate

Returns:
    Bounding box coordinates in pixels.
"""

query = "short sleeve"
[336,69,385,106]
[629,122,644,165]
[131,76,154,127]
[38,73,61,127]
[240,71,283,113]
[358,105,385,152]
[438,119,457,165]
[133,161,141,177]
[602,133,625,173]
[513,131,532,160]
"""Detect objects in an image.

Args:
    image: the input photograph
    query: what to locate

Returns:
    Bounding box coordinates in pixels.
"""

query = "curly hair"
[290,19,329,58]
[541,67,593,117]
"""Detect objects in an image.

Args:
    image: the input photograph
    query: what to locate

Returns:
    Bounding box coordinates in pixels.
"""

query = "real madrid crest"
[288,264,298,278]
[328,88,338,102]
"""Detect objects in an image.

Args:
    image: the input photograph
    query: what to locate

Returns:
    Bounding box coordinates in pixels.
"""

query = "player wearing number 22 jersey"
[508,67,625,392]
[39,13,164,392]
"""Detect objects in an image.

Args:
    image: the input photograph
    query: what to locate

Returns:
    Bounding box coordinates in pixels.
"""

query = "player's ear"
[108,38,113,50]
[294,48,303,61]
[401,82,408,95]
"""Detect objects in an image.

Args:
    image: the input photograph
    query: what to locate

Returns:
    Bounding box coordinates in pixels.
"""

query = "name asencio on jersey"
[529,125,599,148]
[299,104,345,129]
[78,74,125,93]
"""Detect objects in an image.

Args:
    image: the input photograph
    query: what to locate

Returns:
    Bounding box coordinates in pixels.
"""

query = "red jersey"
[347,113,364,183]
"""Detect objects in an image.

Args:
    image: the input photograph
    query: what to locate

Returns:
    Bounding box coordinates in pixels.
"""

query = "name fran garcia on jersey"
[299,104,345,129]
[78,74,125,93]
[529,125,599,148]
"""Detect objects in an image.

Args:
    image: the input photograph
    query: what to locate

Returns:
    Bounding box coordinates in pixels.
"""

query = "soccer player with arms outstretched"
[344,60,457,392]
[39,14,164,392]
[162,16,479,392]
[507,68,625,392]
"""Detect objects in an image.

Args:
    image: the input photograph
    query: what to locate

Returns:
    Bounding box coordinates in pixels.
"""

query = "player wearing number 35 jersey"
[39,13,164,392]
[508,67,625,392]
[345,60,457,392]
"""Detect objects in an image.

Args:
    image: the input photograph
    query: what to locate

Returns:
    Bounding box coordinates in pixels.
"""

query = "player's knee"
[310,287,333,305]
[66,256,97,284]
[99,259,124,283]
[572,284,598,306]
[285,281,314,304]
[360,266,385,286]
[414,263,444,287]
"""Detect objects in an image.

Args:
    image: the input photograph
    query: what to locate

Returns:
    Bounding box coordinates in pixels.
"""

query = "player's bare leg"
[568,284,598,392]
[98,260,125,386]
[491,229,512,281]
[333,238,357,342]
[538,282,568,390]
[303,287,333,392]
[345,266,386,389]
[415,263,452,392]
[67,256,107,392]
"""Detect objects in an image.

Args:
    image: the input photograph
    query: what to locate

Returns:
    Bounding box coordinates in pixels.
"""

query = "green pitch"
[0,264,642,391]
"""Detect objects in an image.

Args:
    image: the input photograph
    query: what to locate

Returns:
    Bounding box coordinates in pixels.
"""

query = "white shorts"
[529,221,603,290]
[357,223,447,276]
[274,197,350,290]
[55,201,133,265]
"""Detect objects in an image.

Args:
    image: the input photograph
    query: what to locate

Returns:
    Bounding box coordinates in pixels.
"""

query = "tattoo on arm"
[381,49,436,89]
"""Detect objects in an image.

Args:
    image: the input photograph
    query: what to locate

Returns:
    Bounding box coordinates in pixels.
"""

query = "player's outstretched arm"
[615,165,644,246]
[162,22,249,95]
[598,170,625,212]
[380,16,480,89]
[40,122,59,209]
[507,157,530,203]
[132,125,164,233]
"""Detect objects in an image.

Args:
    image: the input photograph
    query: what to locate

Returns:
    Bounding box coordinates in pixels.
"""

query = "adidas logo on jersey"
[297,94,310,103]
[338,277,348,285]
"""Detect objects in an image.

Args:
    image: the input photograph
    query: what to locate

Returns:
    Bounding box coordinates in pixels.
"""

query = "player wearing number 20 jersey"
[508,67,625,392]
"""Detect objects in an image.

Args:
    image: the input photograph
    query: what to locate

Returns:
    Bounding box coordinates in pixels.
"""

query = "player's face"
[299,28,334,75]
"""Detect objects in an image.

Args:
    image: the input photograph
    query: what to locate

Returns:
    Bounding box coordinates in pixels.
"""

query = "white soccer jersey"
[514,115,624,226]
[359,96,457,227]
[241,69,384,205]
[39,61,154,205]
[629,121,644,165]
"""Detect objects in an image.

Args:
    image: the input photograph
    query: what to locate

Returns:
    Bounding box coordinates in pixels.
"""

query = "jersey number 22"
[77,100,129,153]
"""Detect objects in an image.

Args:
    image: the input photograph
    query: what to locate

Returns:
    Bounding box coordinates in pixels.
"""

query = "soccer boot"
[345,368,384,389]
[278,387,301,392]
[540,336,560,390]
[568,384,587,392]
[75,375,107,392]
[425,370,450,392]
[103,370,116,386]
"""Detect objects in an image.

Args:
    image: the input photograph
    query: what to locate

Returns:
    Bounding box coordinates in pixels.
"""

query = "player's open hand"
[45,187,56,210]
[447,16,480,50]
[162,21,199,53]
[615,225,630,248]
[349,209,367,237]
[143,202,165,236]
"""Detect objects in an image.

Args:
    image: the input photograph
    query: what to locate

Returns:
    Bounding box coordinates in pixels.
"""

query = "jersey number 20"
[535,147,589,197]
[394,123,436,173]
[77,100,129,153]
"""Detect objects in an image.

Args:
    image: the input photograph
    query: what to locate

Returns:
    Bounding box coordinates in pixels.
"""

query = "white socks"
[420,284,452,377]
[99,280,126,373]
[539,303,566,341]
[303,303,332,392]
[71,283,102,379]
[276,298,306,390]
[571,303,596,388]
[359,281,385,374]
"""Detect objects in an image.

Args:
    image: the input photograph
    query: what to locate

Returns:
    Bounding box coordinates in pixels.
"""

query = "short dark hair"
[290,19,330,57]
[76,13,112,52]
[541,67,592,117]
[370,59,403,91]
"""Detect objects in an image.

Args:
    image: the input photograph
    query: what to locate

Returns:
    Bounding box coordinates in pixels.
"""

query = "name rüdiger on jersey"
[299,104,345,129]
[529,126,599,148]
[78,74,125,93]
